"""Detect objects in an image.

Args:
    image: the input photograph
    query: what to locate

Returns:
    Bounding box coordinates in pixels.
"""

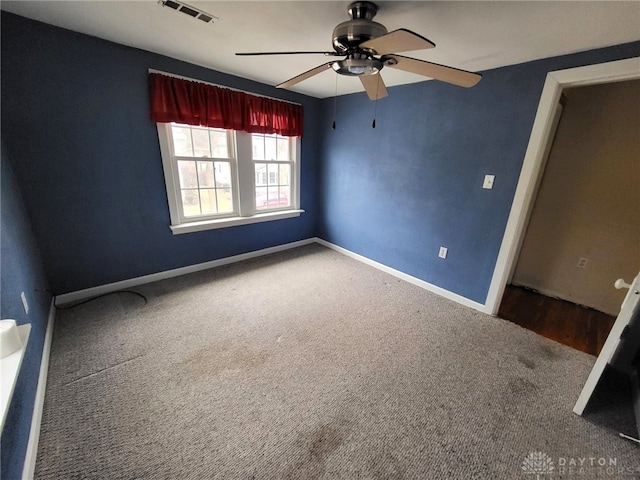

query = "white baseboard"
[509,283,619,317]
[55,238,316,306]
[314,238,487,313]
[632,369,640,439]
[56,236,488,314]
[21,299,56,480]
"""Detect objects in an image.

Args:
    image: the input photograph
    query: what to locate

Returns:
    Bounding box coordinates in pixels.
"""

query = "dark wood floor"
[498,285,616,356]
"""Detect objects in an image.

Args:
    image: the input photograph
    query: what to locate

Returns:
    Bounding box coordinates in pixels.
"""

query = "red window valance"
[149,73,303,137]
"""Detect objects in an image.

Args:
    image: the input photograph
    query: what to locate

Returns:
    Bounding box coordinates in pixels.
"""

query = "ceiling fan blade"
[385,54,482,88]
[359,29,435,55]
[360,74,388,100]
[236,51,337,56]
[277,62,335,89]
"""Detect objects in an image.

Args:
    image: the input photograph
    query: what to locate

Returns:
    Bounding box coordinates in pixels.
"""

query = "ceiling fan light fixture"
[238,0,482,96]
[332,57,383,76]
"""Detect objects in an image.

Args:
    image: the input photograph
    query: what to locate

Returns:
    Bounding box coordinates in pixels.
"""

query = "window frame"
[251,132,296,214]
[171,125,238,223]
[157,123,303,234]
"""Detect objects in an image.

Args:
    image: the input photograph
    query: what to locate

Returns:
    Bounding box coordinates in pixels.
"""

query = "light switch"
[439,247,448,259]
[483,175,495,189]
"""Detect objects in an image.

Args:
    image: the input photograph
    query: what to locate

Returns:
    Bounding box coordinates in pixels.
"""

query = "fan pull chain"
[372,75,380,128]
[332,73,338,130]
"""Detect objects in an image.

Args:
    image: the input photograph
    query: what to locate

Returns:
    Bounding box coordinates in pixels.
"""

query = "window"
[157,123,301,234]
[252,133,292,211]
[171,124,235,218]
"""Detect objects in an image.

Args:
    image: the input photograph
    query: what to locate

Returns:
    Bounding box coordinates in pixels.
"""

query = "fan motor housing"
[332,1,387,53]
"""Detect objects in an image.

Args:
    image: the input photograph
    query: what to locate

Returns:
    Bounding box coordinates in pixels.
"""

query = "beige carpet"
[35,243,638,479]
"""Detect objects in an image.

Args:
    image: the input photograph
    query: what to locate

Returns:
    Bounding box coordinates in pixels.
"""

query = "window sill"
[1,323,31,431]
[170,209,305,235]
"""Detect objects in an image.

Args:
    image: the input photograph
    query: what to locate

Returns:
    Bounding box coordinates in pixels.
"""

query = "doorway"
[497,79,640,355]
[484,57,640,320]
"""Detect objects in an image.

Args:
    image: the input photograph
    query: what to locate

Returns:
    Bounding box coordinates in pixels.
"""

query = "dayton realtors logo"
[522,452,555,479]
[522,452,640,478]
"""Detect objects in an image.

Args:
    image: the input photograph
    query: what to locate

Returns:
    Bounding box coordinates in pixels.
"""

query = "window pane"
[172,125,193,156]
[255,163,267,186]
[267,163,278,185]
[211,130,228,158]
[216,188,233,214]
[197,162,215,188]
[255,186,268,210]
[279,186,291,207]
[277,137,289,160]
[177,161,198,189]
[279,164,290,186]
[181,189,201,217]
[252,135,264,160]
[192,128,211,157]
[265,135,277,160]
[215,162,232,187]
[199,189,217,215]
[255,186,290,210]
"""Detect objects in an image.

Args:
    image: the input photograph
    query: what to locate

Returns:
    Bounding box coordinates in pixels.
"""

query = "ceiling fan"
[236,1,482,100]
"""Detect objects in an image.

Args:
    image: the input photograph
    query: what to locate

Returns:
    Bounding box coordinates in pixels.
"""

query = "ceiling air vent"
[159,0,218,24]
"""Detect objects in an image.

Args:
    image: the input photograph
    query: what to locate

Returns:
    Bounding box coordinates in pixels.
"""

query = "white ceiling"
[2,1,639,98]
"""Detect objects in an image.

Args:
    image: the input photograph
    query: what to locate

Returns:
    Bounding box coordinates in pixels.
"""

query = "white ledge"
[1,323,31,432]
[170,209,305,234]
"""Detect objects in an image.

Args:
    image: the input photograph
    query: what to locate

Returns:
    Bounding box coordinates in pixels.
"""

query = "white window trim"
[157,124,303,234]
[169,209,305,234]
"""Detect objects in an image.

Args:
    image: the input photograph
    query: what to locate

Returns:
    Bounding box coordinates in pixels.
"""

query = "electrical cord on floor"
[54,290,148,310]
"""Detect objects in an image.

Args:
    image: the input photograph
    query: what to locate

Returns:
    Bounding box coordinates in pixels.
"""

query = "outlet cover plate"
[483,175,495,189]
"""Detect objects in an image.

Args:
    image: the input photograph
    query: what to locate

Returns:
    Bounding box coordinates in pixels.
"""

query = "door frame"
[483,57,640,315]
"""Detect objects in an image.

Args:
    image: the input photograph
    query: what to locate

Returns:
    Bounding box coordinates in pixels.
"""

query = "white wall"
[512,79,640,315]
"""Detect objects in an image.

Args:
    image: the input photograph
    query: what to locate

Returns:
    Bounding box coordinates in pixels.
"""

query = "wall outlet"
[483,174,495,189]
[21,291,29,314]
[439,246,448,259]
[577,257,589,269]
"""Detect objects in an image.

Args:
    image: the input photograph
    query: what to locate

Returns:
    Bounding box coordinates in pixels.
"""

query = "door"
[574,272,640,415]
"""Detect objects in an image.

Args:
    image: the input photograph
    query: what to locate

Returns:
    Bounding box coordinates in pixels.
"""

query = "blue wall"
[1,142,53,480]
[1,12,322,295]
[1,9,639,478]
[317,42,640,304]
